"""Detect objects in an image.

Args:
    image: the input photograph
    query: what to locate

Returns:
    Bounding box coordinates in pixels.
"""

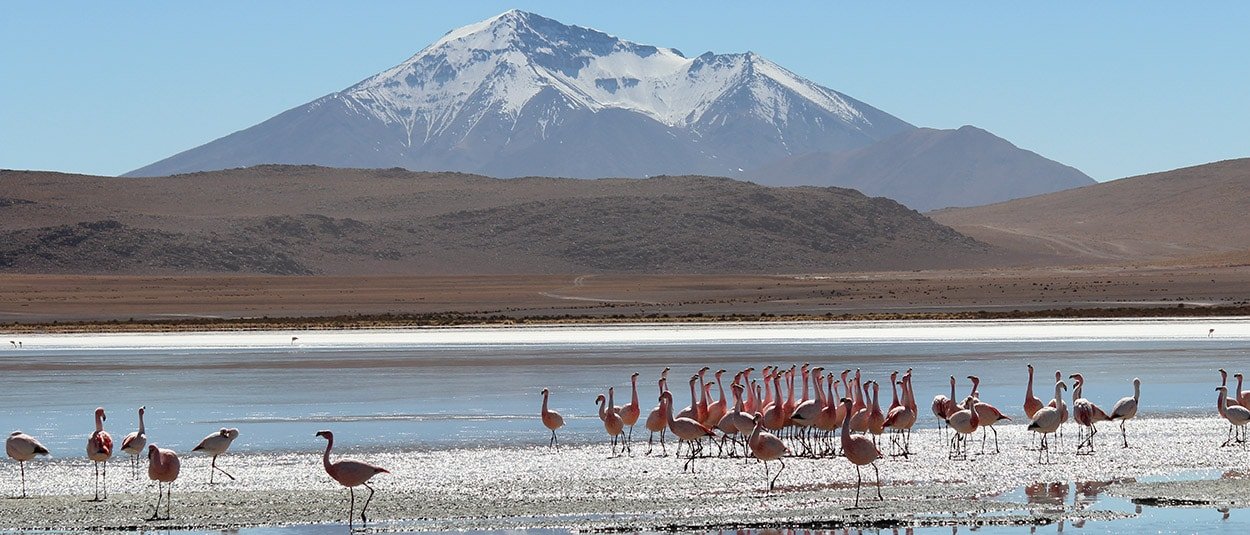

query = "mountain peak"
[126,11,914,179]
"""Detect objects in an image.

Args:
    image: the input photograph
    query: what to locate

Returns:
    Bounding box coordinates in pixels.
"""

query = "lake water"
[2,318,1248,454]
[3,319,1250,535]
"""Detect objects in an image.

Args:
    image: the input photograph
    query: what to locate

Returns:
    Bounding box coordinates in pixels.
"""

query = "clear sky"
[2,1,1247,181]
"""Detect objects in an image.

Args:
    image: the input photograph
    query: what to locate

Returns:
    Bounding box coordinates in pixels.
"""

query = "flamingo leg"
[772,458,786,492]
[19,461,26,498]
[1120,420,1129,448]
[166,481,173,519]
[150,481,163,520]
[93,462,100,501]
[361,482,376,525]
[854,464,862,508]
[873,461,883,500]
[211,455,236,482]
[348,486,356,528]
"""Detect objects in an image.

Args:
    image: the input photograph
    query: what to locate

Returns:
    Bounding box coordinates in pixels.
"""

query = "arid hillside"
[930,159,1250,263]
[0,166,1003,275]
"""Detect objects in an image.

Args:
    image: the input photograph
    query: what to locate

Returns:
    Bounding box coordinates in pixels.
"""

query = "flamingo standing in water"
[120,406,147,478]
[946,397,979,460]
[717,382,754,457]
[146,444,180,520]
[1024,364,1044,418]
[659,391,715,473]
[1047,371,1069,446]
[316,430,390,528]
[6,431,49,498]
[644,378,668,455]
[747,413,789,493]
[967,376,1010,453]
[932,376,957,435]
[595,391,626,456]
[1069,374,1111,454]
[619,373,642,449]
[86,407,113,501]
[1218,369,1240,408]
[883,376,917,457]
[192,428,239,483]
[1028,381,1067,463]
[540,388,564,447]
[1216,386,1250,448]
[839,397,883,507]
[1109,378,1140,448]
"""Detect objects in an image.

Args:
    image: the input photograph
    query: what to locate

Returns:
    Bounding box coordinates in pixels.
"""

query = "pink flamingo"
[967,376,1010,453]
[762,372,787,431]
[120,406,147,479]
[677,375,701,422]
[1047,371,1069,445]
[1216,386,1250,448]
[6,431,49,498]
[791,367,823,455]
[86,407,113,501]
[316,430,390,527]
[1235,372,1250,408]
[644,378,668,455]
[946,397,980,460]
[1068,374,1111,454]
[839,397,883,507]
[705,369,729,429]
[1028,381,1067,463]
[747,413,789,492]
[146,444,180,520]
[192,428,239,483]
[717,382,754,456]
[1108,378,1141,448]
[932,376,956,435]
[883,378,917,457]
[1218,369,1240,407]
[1024,364,1044,419]
[659,391,716,473]
[867,381,886,441]
[620,373,642,448]
[595,391,626,456]
[540,388,565,447]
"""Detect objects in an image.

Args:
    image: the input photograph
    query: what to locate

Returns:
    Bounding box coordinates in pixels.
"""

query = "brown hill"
[0,166,1001,275]
[930,158,1250,263]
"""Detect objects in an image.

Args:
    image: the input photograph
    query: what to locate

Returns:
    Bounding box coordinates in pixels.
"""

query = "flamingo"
[1069,374,1111,454]
[146,444,180,520]
[1109,378,1140,448]
[867,381,886,444]
[1047,371,1069,446]
[1216,386,1250,448]
[883,378,917,457]
[1024,364,1044,419]
[1028,381,1067,463]
[968,376,1010,453]
[6,431,49,498]
[659,391,715,473]
[704,369,729,430]
[86,407,113,501]
[316,430,389,527]
[644,378,668,455]
[540,388,565,448]
[946,397,980,460]
[1218,369,1240,407]
[747,413,789,492]
[839,397,883,507]
[791,367,823,455]
[192,427,239,483]
[932,376,957,435]
[762,372,787,431]
[595,391,626,456]
[1235,372,1250,408]
[619,373,642,449]
[120,406,147,478]
[717,383,754,457]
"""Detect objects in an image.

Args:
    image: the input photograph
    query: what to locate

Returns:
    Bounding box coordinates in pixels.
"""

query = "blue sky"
[2,1,1247,181]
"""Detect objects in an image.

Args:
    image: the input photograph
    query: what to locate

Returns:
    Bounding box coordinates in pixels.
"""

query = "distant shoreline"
[3,303,1247,334]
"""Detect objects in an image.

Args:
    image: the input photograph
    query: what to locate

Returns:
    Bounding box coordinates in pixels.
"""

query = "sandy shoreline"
[1,417,1245,531]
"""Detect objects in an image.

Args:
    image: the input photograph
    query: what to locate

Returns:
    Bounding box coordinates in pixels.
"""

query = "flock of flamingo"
[542,364,1155,505]
[7,363,1249,525]
[5,407,386,526]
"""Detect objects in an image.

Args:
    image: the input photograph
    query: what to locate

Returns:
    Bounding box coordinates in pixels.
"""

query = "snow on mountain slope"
[126,10,912,178]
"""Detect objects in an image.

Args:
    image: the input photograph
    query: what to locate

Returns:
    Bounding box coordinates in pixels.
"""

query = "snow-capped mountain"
[127,10,912,178]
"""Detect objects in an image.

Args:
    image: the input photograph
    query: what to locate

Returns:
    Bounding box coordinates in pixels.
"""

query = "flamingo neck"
[138,412,145,434]
[1238,375,1245,394]
[889,380,899,408]
[716,376,726,404]
[597,397,608,420]
[1026,368,1036,397]
[949,379,956,400]
[322,435,334,472]
[630,377,639,405]
[1218,390,1228,416]
[542,392,550,413]
[800,369,810,401]
[95,414,104,433]
[840,402,853,444]
[1133,381,1140,401]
